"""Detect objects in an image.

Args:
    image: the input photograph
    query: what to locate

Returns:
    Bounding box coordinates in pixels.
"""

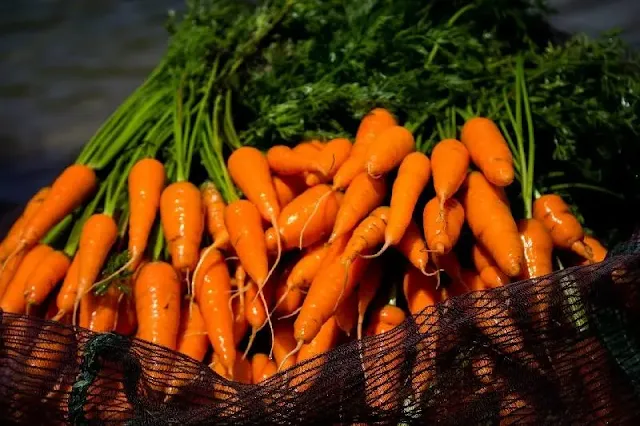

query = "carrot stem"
[152,224,165,262]
[173,79,186,182]
[41,214,73,246]
[542,183,622,199]
[223,89,243,150]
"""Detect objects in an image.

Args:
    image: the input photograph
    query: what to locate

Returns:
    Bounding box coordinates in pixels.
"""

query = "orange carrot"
[396,220,430,273]
[73,213,118,323]
[244,278,275,356]
[379,152,431,253]
[364,126,415,178]
[403,267,440,315]
[0,244,52,313]
[518,218,554,280]
[228,146,281,223]
[316,137,352,179]
[128,158,165,269]
[461,172,522,277]
[201,182,229,251]
[270,184,339,250]
[471,243,510,288]
[460,117,514,187]
[297,316,341,364]
[423,197,464,255]
[232,296,249,346]
[115,292,137,336]
[225,200,268,286]
[0,252,25,301]
[295,255,370,343]
[267,145,323,176]
[273,264,304,317]
[195,248,235,374]
[431,139,470,208]
[366,304,406,336]
[286,243,329,291]
[176,301,209,362]
[53,253,80,320]
[160,181,203,273]
[460,270,487,292]
[334,289,357,336]
[357,262,383,339]
[329,172,387,243]
[23,249,70,309]
[0,187,50,260]
[273,319,298,371]
[341,207,390,263]
[135,261,181,350]
[433,250,463,285]
[272,175,306,208]
[13,164,96,254]
[332,108,397,191]
[580,236,607,265]
[251,353,277,384]
[533,194,589,259]
[79,284,120,332]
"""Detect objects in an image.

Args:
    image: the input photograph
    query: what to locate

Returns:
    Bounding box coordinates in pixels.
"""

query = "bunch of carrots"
[0,102,608,392]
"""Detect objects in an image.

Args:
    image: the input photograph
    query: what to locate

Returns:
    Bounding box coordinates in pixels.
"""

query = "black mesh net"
[2,233,640,425]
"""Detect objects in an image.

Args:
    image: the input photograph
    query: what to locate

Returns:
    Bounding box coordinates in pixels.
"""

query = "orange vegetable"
[334,290,357,336]
[0,252,25,301]
[128,158,165,270]
[431,139,470,208]
[272,175,306,208]
[433,250,463,285]
[580,236,607,265]
[286,243,329,291]
[201,182,229,251]
[251,353,277,384]
[244,278,275,357]
[518,218,554,279]
[273,319,298,371]
[273,263,304,317]
[396,220,430,273]
[403,267,440,315]
[365,126,415,178]
[357,261,383,339]
[195,249,235,374]
[368,304,406,335]
[332,108,397,191]
[341,207,390,264]
[267,145,323,176]
[225,200,268,286]
[329,172,387,243]
[297,316,341,364]
[23,249,70,309]
[316,137,352,179]
[0,186,50,260]
[460,117,514,187]
[79,284,120,332]
[160,181,204,273]
[533,194,589,259]
[115,292,137,336]
[53,254,80,320]
[135,262,181,350]
[0,244,52,313]
[460,270,487,292]
[176,301,209,362]
[423,197,464,255]
[461,172,522,277]
[471,244,510,288]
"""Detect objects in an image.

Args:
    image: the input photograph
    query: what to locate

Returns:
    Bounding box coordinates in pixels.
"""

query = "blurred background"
[0,0,639,212]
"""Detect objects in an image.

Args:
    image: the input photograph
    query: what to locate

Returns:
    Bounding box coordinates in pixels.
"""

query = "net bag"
[2,232,640,425]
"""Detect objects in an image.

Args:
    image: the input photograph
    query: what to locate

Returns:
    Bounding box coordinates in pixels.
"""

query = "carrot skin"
[0,187,50,260]
[0,252,25,300]
[128,158,165,268]
[225,200,268,286]
[461,117,514,187]
[461,172,523,277]
[55,254,80,315]
[176,301,209,362]
[580,236,607,265]
[160,182,204,273]
[24,250,71,306]
[357,261,383,338]
[471,243,510,288]
[334,290,357,336]
[135,261,181,350]
[423,197,464,255]
[201,182,229,250]
[533,194,588,258]
[403,267,440,315]
[431,139,469,204]
[267,145,322,176]
[272,175,306,208]
[80,285,120,332]
[518,218,554,280]
[365,125,415,177]
[298,316,341,364]
[386,152,431,246]
[396,220,429,272]
[0,245,53,313]
[317,138,352,179]
[273,319,298,371]
[286,243,329,291]
[115,293,137,336]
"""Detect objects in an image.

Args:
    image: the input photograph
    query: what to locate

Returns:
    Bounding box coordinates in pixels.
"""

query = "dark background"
[0,0,638,218]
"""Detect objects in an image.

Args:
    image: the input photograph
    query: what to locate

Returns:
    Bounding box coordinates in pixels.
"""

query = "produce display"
[0,0,639,421]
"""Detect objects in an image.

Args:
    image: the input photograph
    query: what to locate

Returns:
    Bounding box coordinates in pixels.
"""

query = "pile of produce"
[0,0,636,390]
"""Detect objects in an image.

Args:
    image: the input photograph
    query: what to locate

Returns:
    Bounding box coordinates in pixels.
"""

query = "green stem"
[41,214,73,246]
[63,181,108,257]
[542,183,623,199]
[223,89,243,150]
[519,60,535,219]
[152,224,165,262]
[173,79,186,182]
[104,149,142,217]
[425,3,475,66]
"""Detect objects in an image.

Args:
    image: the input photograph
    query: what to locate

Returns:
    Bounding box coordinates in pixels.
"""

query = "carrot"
[0,252,25,301]
[270,184,340,250]
[254,357,277,384]
[341,207,390,263]
[233,357,253,385]
[334,289,357,336]
[228,146,281,223]
[375,152,430,255]
[195,248,235,374]
[286,243,329,291]
[423,197,464,255]
[244,278,275,357]
[403,266,440,315]
[160,181,204,273]
[232,295,249,346]
[273,319,298,371]
[431,139,470,209]
[0,186,50,260]
[332,109,397,191]
[10,164,96,256]
[267,145,323,176]
[73,213,118,323]
[432,250,463,285]
[0,244,52,313]
[225,200,268,286]
[23,249,71,310]
[329,172,387,243]
[251,353,270,383]
[364,125,415,178]
[272,174,306,208]
[580,235,607,265]
[294,255,370,343]
[201,182,229,251]
[128,158,165,270]
[461,172,523,277]
[471,243,510,288]
[518,218,553,279]
[135,261,181,350]
[532,194,590,259]
[366,304,406,336]
[115,292,137,336]
[316,137,352,179]
[460,270,487,292]
[460,117,514,187]
[357,262,383,339]
[396,220,430,273]
[176,301,209,362]
[79,284,120,332]
[273,264,304,317]
[297,316,341,364]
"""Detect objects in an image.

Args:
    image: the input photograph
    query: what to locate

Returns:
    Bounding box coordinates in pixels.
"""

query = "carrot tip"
[278,340,303,372]
[360,241,390,259]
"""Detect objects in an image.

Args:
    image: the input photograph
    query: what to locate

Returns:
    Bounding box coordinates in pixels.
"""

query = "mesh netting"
[2,233,640,425]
